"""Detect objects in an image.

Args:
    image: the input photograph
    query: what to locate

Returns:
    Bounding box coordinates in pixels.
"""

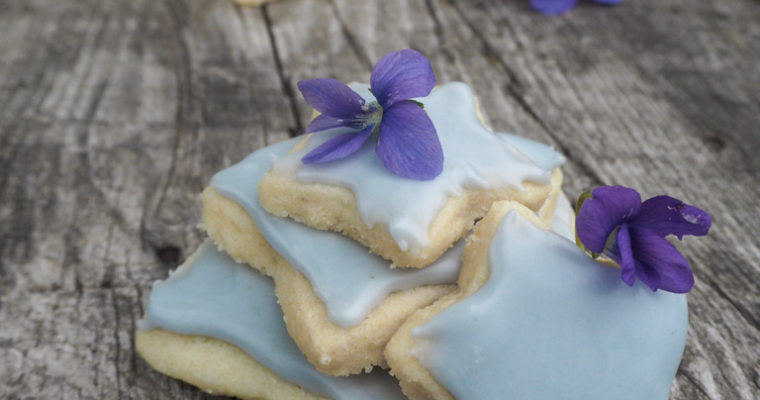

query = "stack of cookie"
[135,45,698,399]
[135,79,578,399]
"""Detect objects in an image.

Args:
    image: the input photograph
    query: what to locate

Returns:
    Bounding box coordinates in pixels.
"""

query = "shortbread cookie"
[137,329,324,400]
[385,201,688,400]
[202,138,460,376]
[546,190,575,241]
[535,161,565,232]
[137,241,406,400]
[259,82,565,268]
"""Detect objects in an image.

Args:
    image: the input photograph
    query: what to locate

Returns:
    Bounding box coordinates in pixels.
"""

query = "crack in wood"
[154,245,182,266]
[261,4,304,138]
[232,4,272,147]
[123,254,142,380]
[682,369,714,400]
[327,0,372,70]
[424,0,445,43]
[109,286,124,400]
[702,274,760,332]
[149,0,193,235]
[423,0,458,65]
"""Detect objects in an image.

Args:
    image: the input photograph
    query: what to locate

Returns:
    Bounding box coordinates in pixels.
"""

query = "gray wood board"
[0,0,758,399]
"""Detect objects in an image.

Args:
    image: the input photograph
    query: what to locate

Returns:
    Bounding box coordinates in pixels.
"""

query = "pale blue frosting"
[551,193,575,242]
[138,241,406,400]
[272,82,566,253]
[211,138,463,328]
[412,211,688,400]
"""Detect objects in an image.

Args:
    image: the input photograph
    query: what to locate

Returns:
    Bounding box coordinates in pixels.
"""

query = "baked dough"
[258,165,562,268]
[202,187,453,376]
[136,329,325,400]
[384,202,547,399]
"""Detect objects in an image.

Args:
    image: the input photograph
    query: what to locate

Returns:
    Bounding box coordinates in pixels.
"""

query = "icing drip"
[213,138,571,328]
[411,211,687,400]
[273,82,566,252]
[138,241,406,400]
[211,139,462,328]
[551,193,575,241]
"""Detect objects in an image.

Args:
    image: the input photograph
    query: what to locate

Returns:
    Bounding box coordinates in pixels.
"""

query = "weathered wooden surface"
[0,0,758,399]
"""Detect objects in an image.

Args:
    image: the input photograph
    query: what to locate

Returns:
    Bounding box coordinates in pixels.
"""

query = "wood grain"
[0,0,758,399]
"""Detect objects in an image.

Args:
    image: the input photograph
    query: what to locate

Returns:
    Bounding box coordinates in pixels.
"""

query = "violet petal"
[302,124,375,164]
[630,228,695,293]
[306,114,359,133]
[616,224,636,286]
[531,0,579,15]
[376,101,442,180]
[632,195,711,240]
[576,186,642,254]
[593,0,623,4]
[370,49,435,108]
[298,78,368,119]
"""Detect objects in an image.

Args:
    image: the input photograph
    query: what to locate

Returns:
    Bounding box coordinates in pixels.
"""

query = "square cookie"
[384,201,688,400]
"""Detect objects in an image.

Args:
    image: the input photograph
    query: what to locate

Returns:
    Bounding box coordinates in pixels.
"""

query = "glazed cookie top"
[211,138,463,328]
[411,208,688,400]
[550,191,575,241]
[138,241,406,400]
[271,82,565,253]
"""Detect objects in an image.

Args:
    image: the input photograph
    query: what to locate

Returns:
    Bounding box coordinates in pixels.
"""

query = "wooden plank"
[0,0,289,398]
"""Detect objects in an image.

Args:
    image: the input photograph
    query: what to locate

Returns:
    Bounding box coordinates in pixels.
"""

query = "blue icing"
[211,138,463,328]
[138,241,406,400]
[272,82,566,252]
[412,211,687,400]
[499,133,565,172]
[551,193,575,242]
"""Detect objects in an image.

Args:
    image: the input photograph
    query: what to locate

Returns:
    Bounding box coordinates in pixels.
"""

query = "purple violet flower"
[575,186,711,293]
[296,49,443,180]
[531,0,622,15]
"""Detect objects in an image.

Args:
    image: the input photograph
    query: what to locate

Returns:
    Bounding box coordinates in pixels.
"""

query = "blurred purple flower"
[297,49,443,180]
[576,186,711,293]
[532,0,622,15]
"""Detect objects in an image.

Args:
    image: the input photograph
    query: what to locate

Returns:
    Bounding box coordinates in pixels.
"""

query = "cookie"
[258,82,565,268]
[202,138,462,376]
[137,329,324,400]
[546,190,575,241]
[136,241,407,400]
[385,201,688,400]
